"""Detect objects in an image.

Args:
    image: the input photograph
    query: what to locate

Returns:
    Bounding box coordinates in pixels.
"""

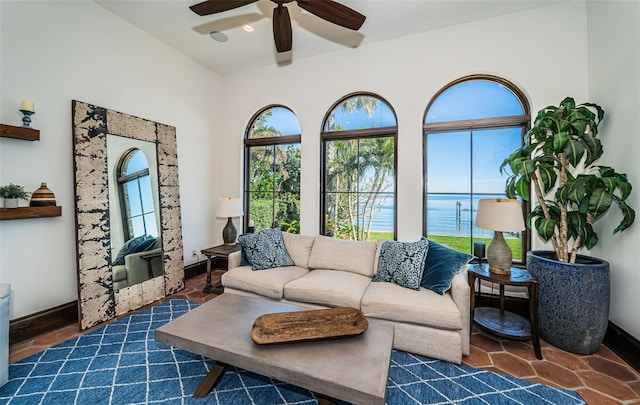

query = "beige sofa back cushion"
[307,235,377,277]
[282,232,315,269]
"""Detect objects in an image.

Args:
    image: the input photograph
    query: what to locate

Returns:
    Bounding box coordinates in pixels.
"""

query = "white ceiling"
[95,0,561,75]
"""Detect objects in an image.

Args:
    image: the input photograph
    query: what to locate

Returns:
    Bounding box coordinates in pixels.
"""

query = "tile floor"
[9,271,640,404]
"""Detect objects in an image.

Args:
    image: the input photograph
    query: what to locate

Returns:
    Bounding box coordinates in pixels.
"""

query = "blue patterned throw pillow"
[372,239,429,290]
[238,228,295,270]
[421,239,473,295]
[113,235,156,266]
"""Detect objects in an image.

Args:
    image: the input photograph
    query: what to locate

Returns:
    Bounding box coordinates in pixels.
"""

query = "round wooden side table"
[468,263,542,359]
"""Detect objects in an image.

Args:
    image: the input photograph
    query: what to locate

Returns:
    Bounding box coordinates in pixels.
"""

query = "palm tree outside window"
[244,105,301,233]
[423,75,531,261]
[321,92,397,241]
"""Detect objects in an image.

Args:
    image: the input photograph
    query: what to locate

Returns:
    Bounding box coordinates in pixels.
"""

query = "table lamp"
[475,198,525,275]
[217,197,243,245]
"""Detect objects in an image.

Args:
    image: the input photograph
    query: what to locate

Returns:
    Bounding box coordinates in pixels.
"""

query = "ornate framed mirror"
[72,100,184,330]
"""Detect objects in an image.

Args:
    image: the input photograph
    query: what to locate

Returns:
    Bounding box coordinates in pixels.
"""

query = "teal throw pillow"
[372,239,429,290]
[421,239,473,295]
[238,228,295,270]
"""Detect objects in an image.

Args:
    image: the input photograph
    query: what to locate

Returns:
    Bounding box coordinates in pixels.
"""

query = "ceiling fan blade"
[189,0,258,16]
[273,5,292,53]
[296,0,365,31]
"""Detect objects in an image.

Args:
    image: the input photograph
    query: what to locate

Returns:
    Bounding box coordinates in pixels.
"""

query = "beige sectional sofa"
[222,232,471,364]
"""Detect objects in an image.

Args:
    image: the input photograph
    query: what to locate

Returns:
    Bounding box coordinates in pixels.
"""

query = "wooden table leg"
[317,393,335,405]
[193,361,228,398]
[468,272,477,331]
[529,282,543,360]
[203,254,214,293]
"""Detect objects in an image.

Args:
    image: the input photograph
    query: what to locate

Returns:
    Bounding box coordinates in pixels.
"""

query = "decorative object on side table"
[217,197,243,245]
[20,100,35,128]
[501,97,636,354]
[468,264,541,359]
[475,198,525,275]
[29,182,56,206]
[0,183,30,208]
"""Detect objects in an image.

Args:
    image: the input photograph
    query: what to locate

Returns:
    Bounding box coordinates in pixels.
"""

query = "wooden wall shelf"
[0,123,40,141]
[0,206,61,220]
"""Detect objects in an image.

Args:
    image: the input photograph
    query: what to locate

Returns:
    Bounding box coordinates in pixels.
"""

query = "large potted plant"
[501,97,635,354]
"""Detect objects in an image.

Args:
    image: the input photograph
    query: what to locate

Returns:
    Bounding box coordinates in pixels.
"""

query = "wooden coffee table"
[155,294,394,404]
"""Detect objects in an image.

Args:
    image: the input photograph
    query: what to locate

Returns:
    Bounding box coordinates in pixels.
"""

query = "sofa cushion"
[284,269,371,308]
[282,232,315,269]
[222,265,309,300]
[307,236,377,277]
[238,228,295,270]
[361,281,463,330]
[421,239,473,295]
[372,239,428,290]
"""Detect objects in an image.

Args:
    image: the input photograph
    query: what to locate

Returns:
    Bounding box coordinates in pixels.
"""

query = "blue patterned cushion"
[421,239,473,295]
[372,239,429,290]
[238,228,295,270]
[113,235,156,265]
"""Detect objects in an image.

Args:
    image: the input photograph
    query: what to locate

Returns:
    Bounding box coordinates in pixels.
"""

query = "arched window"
[321,92,397,241]
[423,75,530,261]
[244,105,301,233]
[117,148,158,241]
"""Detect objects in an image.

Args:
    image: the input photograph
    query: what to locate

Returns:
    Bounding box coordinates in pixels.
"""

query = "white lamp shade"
[475,198,525,232]
[217,197,243,218]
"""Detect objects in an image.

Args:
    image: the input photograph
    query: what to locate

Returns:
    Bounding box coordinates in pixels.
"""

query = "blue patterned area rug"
[1,299,585,405]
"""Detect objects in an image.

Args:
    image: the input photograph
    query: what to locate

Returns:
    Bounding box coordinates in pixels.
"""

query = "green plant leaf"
[563,138,586,167]
[553,132,569,153]
[581,135,602,166]
[613,198,636,234]
[505,176,517,199]
[535,217,557,241]
[616,177,632,200]
[515,177,530,201]
[589,189,613,218]
[536,163,557,193]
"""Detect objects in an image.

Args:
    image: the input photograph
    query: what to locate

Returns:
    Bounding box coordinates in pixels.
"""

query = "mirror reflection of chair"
[112,236,162,290]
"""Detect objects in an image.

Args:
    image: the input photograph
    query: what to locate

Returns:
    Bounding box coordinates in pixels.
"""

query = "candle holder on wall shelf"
[20,110,34,128]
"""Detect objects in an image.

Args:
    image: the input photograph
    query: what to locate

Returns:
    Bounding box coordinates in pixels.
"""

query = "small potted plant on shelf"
[0,183,30,208]
[500,97,635,354]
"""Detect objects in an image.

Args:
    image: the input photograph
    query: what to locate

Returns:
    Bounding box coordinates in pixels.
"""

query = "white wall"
[0,1,221,319]
[587,1,640,339]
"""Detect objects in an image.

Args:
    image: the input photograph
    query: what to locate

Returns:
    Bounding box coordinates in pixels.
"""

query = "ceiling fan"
[190,0,366,53]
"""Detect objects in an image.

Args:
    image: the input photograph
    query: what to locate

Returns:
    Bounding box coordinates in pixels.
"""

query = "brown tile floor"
[9,271,640,404]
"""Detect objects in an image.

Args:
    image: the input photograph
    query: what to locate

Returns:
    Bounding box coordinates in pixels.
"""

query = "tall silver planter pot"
[527,250,610,354]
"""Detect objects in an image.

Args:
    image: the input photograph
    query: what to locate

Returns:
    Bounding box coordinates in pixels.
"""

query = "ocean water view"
[367,193,520,239]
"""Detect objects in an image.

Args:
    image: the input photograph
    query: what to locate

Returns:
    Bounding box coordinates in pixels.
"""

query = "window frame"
[422,75,532,263]
[116,148,155,241]
[320,92,399,240]
[243,104,302,233]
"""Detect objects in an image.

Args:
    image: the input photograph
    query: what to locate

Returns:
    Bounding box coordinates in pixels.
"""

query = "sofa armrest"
[450,266,470,355]
[228,250,242,270]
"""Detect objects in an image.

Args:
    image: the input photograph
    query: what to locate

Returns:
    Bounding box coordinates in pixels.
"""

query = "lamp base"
[489,267,512,276]
[222,217,237,245]
[487,231,513,275]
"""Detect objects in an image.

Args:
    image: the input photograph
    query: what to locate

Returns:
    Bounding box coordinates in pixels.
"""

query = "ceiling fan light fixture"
[191,0,365,52]
[209,31,229,42]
